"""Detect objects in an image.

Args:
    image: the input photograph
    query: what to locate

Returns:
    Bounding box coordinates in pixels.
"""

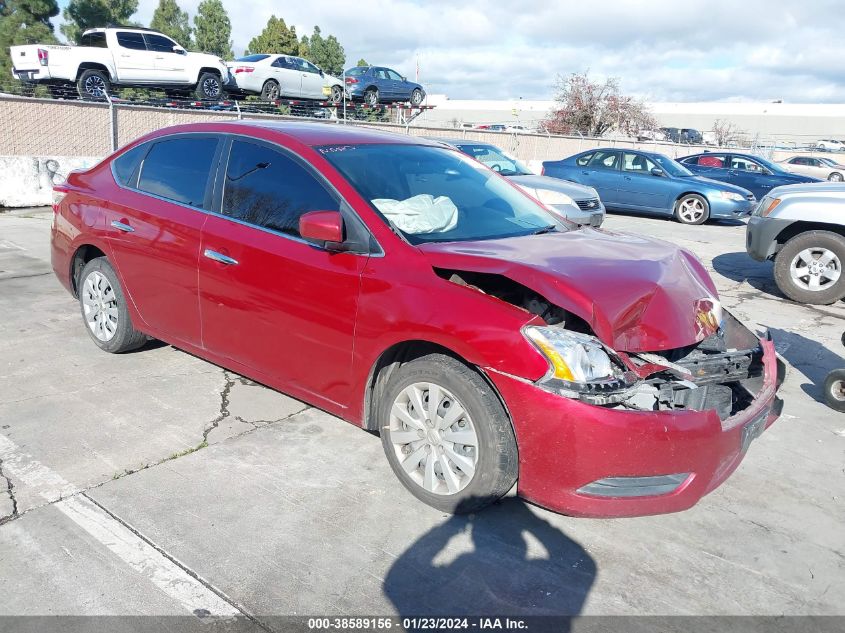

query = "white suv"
[10,27,233,100]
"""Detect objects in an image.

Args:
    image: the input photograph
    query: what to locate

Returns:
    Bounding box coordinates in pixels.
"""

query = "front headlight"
[719,191,745,202]
[524,326,616,383]
[517,185,574,207]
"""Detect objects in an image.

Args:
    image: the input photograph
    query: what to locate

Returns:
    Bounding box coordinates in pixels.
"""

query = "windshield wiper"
[531,225,558,235]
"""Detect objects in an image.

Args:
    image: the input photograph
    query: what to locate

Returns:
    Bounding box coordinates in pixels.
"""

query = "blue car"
[677,152,820,199]
[542,148,756,225]
[343,65,425,106]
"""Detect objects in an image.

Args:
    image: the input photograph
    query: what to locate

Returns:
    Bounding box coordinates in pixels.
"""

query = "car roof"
[139,121,444,148]
[425,137,495,148]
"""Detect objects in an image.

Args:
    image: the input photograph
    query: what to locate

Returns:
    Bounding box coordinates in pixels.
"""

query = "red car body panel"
[50,121,785,518]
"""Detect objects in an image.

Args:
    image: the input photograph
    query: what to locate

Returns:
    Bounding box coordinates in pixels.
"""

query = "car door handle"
[581,171,590,175]
[120,54,131,58]
[110,220,134,233]
[155,56,165,60]
[203,249,238,265]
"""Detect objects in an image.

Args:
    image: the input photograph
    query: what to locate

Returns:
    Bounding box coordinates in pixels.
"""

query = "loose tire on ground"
[773,231,845,304]
[77,69,110,100]
[78,257,147,353]
[823,369,845,412]
[378,353,518,514]
[673,193,710,225]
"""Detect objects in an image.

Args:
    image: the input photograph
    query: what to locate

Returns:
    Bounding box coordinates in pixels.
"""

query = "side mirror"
[402,77,407,82]
[650,167,665,177]
[319,69,324,76]
[173,45,186,55]
[299,210,343,246]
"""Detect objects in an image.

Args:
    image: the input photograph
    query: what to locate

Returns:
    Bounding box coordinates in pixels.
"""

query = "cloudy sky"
[55,0,845,102]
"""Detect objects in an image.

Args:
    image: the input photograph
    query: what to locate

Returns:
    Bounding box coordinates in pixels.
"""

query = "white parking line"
[0,434,240,617]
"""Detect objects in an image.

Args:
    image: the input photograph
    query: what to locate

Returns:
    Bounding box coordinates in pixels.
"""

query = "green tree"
[303,26,344,75]
[60,0,138,44]
[193,0,232,58]
[0,0,60,81]
[356,58,369,67]
[246,15,297,55]
[150,0,192,48]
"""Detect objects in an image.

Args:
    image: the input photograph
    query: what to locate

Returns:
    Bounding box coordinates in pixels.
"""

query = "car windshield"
[454,143,533,176]
[651,154,693,177]
[819,157,840,166]
[319,144,564,245]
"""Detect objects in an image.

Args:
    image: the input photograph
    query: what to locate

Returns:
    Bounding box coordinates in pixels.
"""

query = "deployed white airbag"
[372,194,458,234]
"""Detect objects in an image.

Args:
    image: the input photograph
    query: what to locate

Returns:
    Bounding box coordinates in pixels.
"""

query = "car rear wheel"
[195,72,222,101]
[410,88,424,106]
[378,354,518,514]
[364,87,379,106]
[330,84,343,104]
[261,80,280,101]
[77,69,110,100]
[774,231,845,304]
[828,172,843,182]
[674,194,710,224]
[78,258,147,353]
[824,369,845,412]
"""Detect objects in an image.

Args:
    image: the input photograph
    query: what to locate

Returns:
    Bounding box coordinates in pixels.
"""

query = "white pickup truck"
[10,27,233,100]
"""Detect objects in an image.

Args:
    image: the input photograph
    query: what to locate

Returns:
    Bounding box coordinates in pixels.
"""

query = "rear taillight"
[234,66,254,74]
[541,165,546,176]
[345,77,358,84]
[38,48,48,66]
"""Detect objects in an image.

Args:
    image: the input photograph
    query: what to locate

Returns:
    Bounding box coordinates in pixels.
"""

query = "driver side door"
[144,33,187,83]
[726,156,770,199]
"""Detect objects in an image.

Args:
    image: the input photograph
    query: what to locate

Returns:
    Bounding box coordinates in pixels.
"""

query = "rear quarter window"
[112,144,148,187]
[137,136,218,208]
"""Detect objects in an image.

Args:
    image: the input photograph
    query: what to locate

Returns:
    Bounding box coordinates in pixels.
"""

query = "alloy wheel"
[678,197,705,223]
[789,247,841,291]
[203,77,221,99]
[829,379,845,402]
[84,75,107,97]
[388,382,479,495]
[81,270,118,342]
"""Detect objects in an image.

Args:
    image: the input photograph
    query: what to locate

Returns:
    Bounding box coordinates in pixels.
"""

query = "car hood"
[418,229,720,353]
[687,175,753,195]
[507,175,599,200]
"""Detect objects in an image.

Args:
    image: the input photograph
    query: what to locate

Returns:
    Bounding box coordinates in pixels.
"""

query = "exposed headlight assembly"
[524,326,637,402]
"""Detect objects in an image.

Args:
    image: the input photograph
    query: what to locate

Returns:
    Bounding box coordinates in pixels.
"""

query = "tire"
[823,369,845,412]
[829,172,843,182]
[77,258,147,353]
[673,193,710,224]
[76,69,110,100]
[410,88,424,106]
[773,231,845,304]
[378,353,518,514]
[260,79,280,101]
[364,87,379,106]
[195,72,222,100]
[330,84,344,105]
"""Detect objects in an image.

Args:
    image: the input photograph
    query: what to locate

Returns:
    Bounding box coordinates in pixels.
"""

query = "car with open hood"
[543,148,756,224]
[430,138,605,226]
[51,122,785,518]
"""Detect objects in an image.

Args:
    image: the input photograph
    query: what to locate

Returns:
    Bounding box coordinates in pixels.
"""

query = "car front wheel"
[774,231,845,304]
[378,354,518,514]
[674,193,710,224]
[828,172,843,182]
[410,88,424,106]
[78,258,147,353]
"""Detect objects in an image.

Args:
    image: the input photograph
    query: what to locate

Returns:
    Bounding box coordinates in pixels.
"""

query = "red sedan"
[51,121,785,518]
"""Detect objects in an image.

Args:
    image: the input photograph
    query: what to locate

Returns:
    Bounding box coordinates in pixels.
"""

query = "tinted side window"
[80,32,107,48]
[137,137,218,207]
[587,150,619,170]
[387,70,403,81]
[116,32,147,50]
[223,140,337,237]
[112,144,148,187]
[144,34,177,53]
[623,152,656,172]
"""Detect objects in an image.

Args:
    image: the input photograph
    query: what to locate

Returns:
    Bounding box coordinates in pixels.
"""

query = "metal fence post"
[104,92,117,152]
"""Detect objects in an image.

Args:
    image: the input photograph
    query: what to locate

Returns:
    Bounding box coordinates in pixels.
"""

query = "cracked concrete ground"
[0,209,843,623]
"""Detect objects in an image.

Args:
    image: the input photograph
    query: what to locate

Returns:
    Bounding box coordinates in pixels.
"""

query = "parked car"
[637,129,666,142]
[542,148,755,224]
[816,139,845,152]
[51,121,784,518]
[780,155,845,181]
[660,127,703,144]
[342,65,425,106]
[677,152,820,199]
[226,54,345,103]
[10,27,232,100]
[432,138,605,226]
[747,182,845,304]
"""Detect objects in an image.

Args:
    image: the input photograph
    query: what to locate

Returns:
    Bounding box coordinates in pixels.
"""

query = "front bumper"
[746,215,793,261]
[487,336,784,518]
[552,201,605,227]
[709,197,756,219]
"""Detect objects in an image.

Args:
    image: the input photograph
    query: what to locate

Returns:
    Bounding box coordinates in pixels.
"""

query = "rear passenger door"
[583,150,622,204]
[198,138,368,406]
[105,135,221,347]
